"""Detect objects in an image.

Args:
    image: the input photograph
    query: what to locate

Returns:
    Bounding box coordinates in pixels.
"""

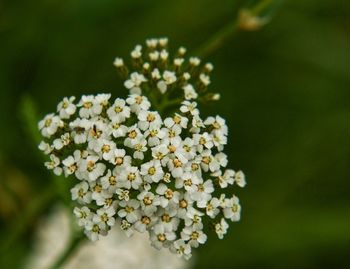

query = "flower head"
[38,37,246,260]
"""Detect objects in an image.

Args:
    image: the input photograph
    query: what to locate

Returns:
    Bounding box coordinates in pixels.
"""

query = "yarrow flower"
[38,37,246,260]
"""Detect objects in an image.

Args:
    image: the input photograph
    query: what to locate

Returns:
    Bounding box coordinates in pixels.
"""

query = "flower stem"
[194,0,283,58]
[194,20,239,59]
[49,232,86,269]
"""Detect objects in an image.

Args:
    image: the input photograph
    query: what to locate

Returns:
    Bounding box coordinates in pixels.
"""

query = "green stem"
[50,232,86,269]
[251,0,274,15]
[194,20,239,59]
[194,0,283,58]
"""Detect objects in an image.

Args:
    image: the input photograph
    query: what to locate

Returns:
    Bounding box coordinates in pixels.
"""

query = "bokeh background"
[1,0,350,268]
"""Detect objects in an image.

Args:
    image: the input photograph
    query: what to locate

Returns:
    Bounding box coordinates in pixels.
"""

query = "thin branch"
[194,0,284,58]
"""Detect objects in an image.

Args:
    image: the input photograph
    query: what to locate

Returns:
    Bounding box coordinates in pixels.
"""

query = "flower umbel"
[114,37,221,113]
[38,38,246,260]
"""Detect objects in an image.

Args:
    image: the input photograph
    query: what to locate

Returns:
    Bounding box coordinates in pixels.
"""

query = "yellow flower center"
[83,102,92,109]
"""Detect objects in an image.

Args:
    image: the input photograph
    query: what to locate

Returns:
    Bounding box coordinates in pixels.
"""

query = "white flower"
[212,131,227,151]
[53,133,70,150]
[91,138,116,161]
[171,240,192,260]
[204,115,228,135]
[113,57,124,67]
[94,190,114,208]
[175,172,201,193]
[110,149,131,167]
[120,219,134,237]
[73,206,92,226]
[178,46,186,55]
[193,132,213,152]
[137,191,160,215]
[223,195,241,222]
[151,68,161,80]
[132,137,148,160]
[38,114,63,138]
[215,152,228,168]
[184,207,204,229]
[44,154,62,176]
[118,199,141,223]
[69,118,89,144]
[95,93,111,108]
[124,125,142,147]
[126,94,151,113]
[152,144,169,165]
[174,58,184,67]
[157,71,177,94]
[168,155,187,178]
[181,226,207,248]
[215,218,229,239]
[145,126,165,147]
[156,184,179,208]
[79,155,106,181]
[183,84,198,100]
[213,169,235,188]
[189,57,200,66]
[199,73,210,86]
[159,37,168,46]
[57,96,76,119]
[131,45,142,59]
[157,208,180,231]
[180,138,196,160]
[77,95,97,118]
[85,218,107,241]
[71,182,92,204]
[164,114,188,130]
[160,49,169,61]
[191,180,214,207]
[62,152,80,177]
[151,224,176,250]
[119,166,142,190]
[116,188,130,202]
[38,141,53,155]
[180,101,199,116]
[204,197,220,218]
[140,160,164,183]
[134,215,156,233]
[199,150,219,172]
[86,120,109,141]
[149,51,160,61]
[190,115,204,133]
[234,170,246,187]
[124,72,147,94]
[177,193,193,219]
[109,119,128,138]
[107,98,130,122]
[93,207,116,227]
[205,62,214,71]
[138,110,162,131]
[146,38,158,48]
[100,169,118,192]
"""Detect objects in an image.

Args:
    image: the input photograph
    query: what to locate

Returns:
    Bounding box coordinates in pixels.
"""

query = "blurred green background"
[1,0,350,268]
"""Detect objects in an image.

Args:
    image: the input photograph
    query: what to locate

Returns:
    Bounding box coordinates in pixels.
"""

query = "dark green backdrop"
[0,0,349,268]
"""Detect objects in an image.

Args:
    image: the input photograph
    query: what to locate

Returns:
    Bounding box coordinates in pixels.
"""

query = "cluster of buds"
[114,37,220,112]
[38,38,245,260]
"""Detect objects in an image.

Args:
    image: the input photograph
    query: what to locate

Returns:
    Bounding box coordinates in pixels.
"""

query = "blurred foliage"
[0,0,350,268]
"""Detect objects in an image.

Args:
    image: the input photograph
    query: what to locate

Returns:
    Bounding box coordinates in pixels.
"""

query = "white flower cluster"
[38,93,245,259]
[38,37,246,260]
[114,37,220,106]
